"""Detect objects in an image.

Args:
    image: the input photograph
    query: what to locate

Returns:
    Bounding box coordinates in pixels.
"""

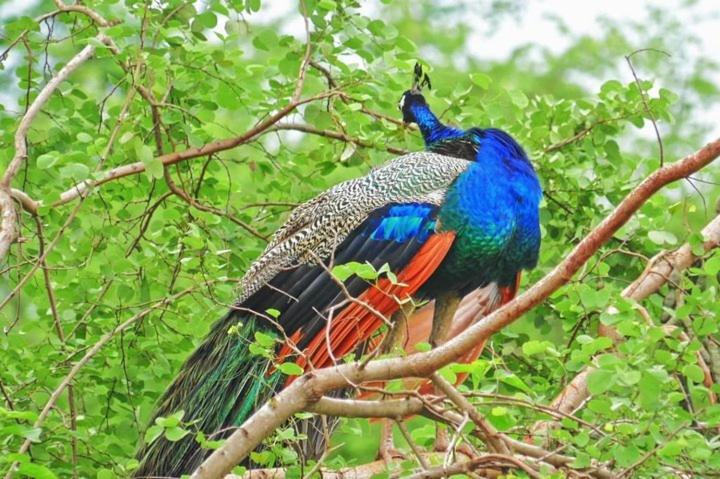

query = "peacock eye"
[398,96,405,111]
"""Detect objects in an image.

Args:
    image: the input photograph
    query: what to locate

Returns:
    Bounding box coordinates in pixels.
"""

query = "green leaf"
[135,143,162,179]
[254,332,276,348]
[249,342,272,358]
[277,362,304,376]
[59,163,90,180]
[4,16,39,37]
[76,132,93,143]
[704,253,720,276]
[521,339,551,356]
[17,463,57,479]
[36,152,58,169]
[217,83,242,109]
[318,0,337,10]
[193,11,217,30]
[498,372,532,394]
[617,369,641,386]
[658,439,685,457]
[587,368,615,394]
[331,262,379,282]
[96,469,116,479]
[119,131,134,144]
[469,73,491,89]
[509,90,529,108]
[164,426,190,442]
[613,444,641,467]
[648,230,677,245]
[0,408,37,421]
[144,424,164,444]
[331,264,352,282]
[682,364,705,383]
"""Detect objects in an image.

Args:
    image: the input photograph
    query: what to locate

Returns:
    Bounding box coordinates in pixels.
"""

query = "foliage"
[0,0,718,477]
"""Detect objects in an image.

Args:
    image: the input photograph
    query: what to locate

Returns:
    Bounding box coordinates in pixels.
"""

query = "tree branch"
[228,453,489,479]
[51,0,114,27]
[623,212,720,300]
[271,123,409,155]
[192,138,720,478]
[430,373,509,454]
[0,34,112,260]
[50,90,341,207]
[306,396,424,418]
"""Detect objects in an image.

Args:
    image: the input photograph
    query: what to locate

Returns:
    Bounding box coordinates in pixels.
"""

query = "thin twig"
[395,418,431,470]
[271,123,408,155]
[624,48,671,167]
[430,373,510,454]
[291,0,312,103]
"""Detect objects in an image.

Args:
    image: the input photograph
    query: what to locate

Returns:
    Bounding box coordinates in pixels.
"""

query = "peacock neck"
[410,103,462,147]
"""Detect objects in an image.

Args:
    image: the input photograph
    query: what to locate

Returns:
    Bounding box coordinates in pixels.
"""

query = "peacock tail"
[135,316,284,476]
[135,151,473,476]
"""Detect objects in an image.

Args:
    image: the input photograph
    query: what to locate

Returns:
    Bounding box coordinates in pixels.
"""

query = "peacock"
[366,64,541,458]
[395,63,533,351]
[135,74,541,477]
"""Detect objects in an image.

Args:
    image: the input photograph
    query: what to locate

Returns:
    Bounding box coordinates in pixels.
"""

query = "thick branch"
[623,212,720,300]
[10,189,39,216]
[0,192,17,261]
[229,453,484,479]
[306,396,424,418]
[193,138,720,478]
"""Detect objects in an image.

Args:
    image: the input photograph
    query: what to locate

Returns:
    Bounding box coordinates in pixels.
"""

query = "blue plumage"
[398,78,541,296]
[409,102,463,146]
[369,204,437,243]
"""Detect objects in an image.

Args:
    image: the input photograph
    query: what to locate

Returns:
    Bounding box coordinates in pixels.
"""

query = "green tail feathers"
[134,314,284,477]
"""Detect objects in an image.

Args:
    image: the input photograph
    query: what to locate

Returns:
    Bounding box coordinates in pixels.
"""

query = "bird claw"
[379,446,407,466]
[377,420,406,466]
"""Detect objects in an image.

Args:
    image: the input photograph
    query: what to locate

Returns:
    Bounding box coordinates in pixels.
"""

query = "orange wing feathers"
[277,232,456,386]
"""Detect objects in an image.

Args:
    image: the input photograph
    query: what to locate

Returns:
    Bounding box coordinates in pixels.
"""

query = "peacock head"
[398,62,432,124]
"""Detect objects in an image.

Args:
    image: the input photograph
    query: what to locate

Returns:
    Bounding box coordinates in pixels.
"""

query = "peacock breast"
[421,159,540,296]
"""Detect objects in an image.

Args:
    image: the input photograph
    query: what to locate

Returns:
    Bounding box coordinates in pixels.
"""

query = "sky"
[2,0,719,140]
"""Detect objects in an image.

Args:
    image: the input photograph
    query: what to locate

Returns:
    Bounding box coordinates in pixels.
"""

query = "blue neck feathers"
[410,103,463,147]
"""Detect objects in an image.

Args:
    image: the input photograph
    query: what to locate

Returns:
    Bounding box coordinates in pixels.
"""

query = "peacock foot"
[377,419,407,466]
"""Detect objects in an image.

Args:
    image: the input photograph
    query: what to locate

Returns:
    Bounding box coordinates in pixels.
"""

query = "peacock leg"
[378,419,405,464]
[377,303,415,463]
[429,291,461,347]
